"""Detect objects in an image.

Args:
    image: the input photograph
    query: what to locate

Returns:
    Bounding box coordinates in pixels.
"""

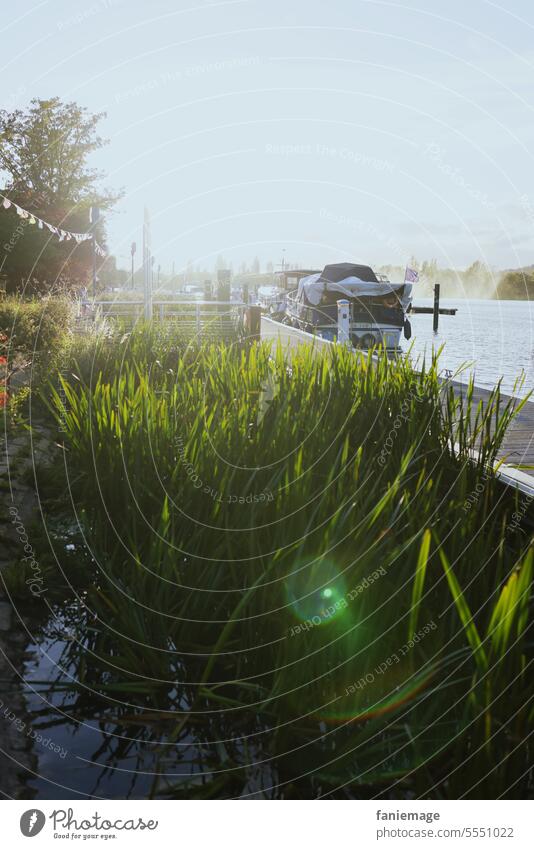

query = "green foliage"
[0,294,73,384]
[0,97,122,289]
[0,97,118,207]
[497,268,534,300]
[38,327,532,797]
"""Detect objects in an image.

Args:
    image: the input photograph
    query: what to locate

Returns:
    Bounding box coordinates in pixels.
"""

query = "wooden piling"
[245,305,262,342]
[433,284,440,332]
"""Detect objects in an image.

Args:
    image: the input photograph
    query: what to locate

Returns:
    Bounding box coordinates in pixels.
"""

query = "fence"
[92,300,253,341]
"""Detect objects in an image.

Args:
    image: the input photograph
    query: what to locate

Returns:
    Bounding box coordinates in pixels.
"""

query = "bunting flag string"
[0,193,106,256]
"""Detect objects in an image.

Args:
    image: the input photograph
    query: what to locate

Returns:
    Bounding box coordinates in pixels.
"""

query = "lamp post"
[143,207,152,320]
[130,241,136,290]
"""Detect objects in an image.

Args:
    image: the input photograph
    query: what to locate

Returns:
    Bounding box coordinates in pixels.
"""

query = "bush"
[0,294,73,362]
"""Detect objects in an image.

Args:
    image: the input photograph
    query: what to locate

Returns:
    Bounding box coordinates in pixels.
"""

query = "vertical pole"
[245,305,261,342]
[92,235,97,299]
[217,269,231,302]
[196,302,201,333]
[143,207,152,321]
[90,206,100,299]
[130,241,136,291]
[337,299,350,345]
[217,270,231,327]
[433,283,440,333]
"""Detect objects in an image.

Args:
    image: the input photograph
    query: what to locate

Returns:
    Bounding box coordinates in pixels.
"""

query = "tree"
[0,98,121,292]
[0,98,118,208]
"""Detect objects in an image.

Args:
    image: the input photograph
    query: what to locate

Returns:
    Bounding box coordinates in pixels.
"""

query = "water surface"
[403,299,533,399]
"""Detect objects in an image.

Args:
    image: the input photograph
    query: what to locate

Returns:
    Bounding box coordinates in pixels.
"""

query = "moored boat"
[284,262,413,349]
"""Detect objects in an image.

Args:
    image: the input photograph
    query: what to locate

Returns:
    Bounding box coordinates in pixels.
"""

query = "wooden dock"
[261,316,534,497]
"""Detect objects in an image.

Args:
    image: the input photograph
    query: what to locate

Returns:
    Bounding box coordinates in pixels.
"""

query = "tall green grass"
[41,326,532,798]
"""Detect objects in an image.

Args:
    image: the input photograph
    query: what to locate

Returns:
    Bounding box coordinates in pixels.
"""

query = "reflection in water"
[21,602,275,799]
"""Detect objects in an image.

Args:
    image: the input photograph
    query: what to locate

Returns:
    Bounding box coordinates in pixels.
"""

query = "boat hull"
[285,301,406,349]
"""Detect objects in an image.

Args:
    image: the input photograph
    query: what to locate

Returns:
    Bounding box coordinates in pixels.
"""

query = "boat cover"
[296,264,412,309]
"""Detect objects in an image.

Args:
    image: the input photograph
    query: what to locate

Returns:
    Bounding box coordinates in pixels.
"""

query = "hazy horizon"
[3,0,534,275]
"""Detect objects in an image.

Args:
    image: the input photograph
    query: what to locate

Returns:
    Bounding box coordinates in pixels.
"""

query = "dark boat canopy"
[318,263,379,285]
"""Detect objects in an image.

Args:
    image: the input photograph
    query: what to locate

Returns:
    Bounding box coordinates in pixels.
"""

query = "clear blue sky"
[3,0,534,274]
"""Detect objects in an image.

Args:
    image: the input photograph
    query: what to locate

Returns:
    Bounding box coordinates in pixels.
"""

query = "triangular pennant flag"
[1,196,98,245]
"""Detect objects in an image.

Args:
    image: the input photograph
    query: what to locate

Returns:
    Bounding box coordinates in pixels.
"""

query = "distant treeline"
[379,259,534,300]
[496,267,534,300]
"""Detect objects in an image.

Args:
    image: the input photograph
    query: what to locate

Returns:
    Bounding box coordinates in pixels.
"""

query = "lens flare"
[286,558,348,627]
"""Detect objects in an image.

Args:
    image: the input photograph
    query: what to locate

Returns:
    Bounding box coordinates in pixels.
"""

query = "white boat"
[257,285,287,316]
[284,263,413,349]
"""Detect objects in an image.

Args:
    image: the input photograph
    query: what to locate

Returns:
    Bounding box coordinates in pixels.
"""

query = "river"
[403,298,534,400]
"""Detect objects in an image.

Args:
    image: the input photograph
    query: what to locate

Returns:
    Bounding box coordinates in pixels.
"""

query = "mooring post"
[245,305,261,342]
[433,283,440,333]
[337,299,350,346]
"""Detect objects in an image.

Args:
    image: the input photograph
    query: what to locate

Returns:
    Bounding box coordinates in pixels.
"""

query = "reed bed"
[41,326,532,798]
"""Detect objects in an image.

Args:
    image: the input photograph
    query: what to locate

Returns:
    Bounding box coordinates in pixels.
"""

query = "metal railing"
[92,300,247,339]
